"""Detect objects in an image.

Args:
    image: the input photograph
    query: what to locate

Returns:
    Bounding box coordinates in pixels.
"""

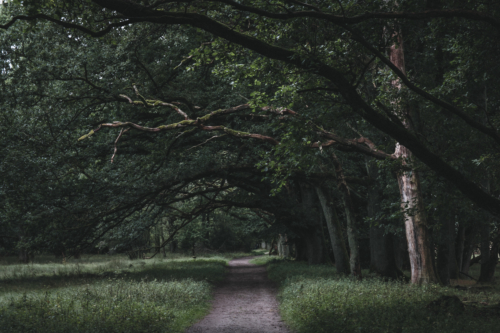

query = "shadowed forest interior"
[1,1,500,332]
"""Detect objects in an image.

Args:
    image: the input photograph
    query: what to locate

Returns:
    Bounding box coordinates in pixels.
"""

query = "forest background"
[1,0,500,331]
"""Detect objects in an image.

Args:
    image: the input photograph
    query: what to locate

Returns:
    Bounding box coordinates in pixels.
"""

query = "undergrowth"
[0,255,237,332]
[264,261,500,333]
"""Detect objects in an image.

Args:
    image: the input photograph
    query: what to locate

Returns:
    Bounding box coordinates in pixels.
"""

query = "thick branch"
[346,27,500,145]
[34,0,499,214]
[0,13,136,36]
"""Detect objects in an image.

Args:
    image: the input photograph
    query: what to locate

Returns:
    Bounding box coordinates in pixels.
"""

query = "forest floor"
[0,252,252,333]
[186,256,290,333]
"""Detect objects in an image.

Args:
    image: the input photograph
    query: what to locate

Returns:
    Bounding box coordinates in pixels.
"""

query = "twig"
[111,128,130,163]
[187,134,226,151]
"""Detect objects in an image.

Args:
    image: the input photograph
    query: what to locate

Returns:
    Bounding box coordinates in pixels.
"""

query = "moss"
[198,109,226,122]
[77,130,94,141]
[223,127,250,136]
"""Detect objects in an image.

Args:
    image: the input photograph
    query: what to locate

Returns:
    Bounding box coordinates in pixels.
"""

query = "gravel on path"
[185,256,290,333]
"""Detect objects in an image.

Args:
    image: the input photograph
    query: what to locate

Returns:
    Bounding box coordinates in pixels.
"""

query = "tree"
[1,0,499,282]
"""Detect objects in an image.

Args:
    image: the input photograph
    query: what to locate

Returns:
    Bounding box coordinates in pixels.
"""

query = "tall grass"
[0,252,252,293]
[0,253,250,332]
[1,278,210,332]
[263,261,500,333]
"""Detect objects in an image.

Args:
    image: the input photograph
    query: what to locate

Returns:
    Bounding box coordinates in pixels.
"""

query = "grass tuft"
[265,261,500,333]
[0,253,251,332]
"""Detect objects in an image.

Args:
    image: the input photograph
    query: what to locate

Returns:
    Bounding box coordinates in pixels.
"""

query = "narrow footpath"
[185,256,290,333]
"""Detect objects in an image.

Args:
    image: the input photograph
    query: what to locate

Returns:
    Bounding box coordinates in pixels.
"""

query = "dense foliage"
[0,0,499,285]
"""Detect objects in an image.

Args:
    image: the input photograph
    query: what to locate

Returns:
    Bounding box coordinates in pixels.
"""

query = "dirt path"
[185,256,290,333]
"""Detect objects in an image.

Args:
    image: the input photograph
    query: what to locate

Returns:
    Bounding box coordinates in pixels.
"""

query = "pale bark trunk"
[389,29,439,284]
[331,153,361,278]
[396,152,439,284]
[316,185,350,274]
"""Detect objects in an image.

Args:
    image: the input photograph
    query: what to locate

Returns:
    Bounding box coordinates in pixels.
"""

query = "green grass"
[0,252,250,332]
[250,249,268,256]
[249,255,280,266]
[262,260,500,333]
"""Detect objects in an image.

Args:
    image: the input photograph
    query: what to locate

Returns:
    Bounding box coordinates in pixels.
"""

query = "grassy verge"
[0,253,247,332]
[249,255,280,266]
[263,261,500,333]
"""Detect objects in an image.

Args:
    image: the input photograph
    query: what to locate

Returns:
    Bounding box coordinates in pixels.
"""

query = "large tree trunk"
[299,181,324,265]
[331,153,361,278]
[393,235,411,271]
[316,185,350,274]
[478,178,498,282]
[371,227,403,279]
[396,155,439,284]
[437,216,459,285]
[294,237,307,261]
[478,223,499,282]
[389,29,439,284]
[461,225,478,275]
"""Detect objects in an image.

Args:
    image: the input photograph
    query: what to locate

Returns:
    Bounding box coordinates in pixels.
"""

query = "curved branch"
[345,27,500,145]
[0,13,136,36]
[42,0,498,214]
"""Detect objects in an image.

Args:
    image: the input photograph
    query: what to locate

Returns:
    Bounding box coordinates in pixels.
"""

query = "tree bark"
[316,185,350,274]
[331,153,361,278]
[461,226,478,275]
[389,29,439,284]
[478,223,498,282]
[299,181,324,265]
[396,157,439,284]
[437,216,459,285]
[294,237,307,261]
[393,235,411,271]
[455,222,465,272]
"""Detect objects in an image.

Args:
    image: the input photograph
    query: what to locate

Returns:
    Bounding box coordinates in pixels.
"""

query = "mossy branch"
[78,130,95,141]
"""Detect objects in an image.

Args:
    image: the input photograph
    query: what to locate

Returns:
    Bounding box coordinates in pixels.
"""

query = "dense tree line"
[0,0,499,284]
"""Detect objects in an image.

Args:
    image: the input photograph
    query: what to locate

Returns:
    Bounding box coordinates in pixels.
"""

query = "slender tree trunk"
[369,226,377,271]
[479,238,499,282]
[331,153,361,278]
[448,220,459,280]
[437,216,459,285]
[294,237,307,261]
[478,223,497,282]
[18,249,30,263]
[154,225,161,254]
[394,235,411,271]
[437,235,450,285]
[461,226,478,275]
[316,185,350,274]
[366,158,403,279]
[389,29,439,284]
[396,159,438,284]
[299,182,324,264]
[456,222,465,272]
[477,177,498,282]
